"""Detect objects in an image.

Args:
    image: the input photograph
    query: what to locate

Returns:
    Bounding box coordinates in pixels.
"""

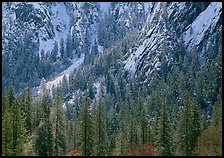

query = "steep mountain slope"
[2,2,222,97]
[110,2,146,31]
[124,2,222,85]
[2,2,101,92]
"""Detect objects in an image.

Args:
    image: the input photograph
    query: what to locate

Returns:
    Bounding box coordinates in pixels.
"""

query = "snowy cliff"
[124,2,222,85]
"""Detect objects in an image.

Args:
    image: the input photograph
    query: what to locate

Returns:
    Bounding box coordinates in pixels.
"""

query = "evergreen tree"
[19,88,33,133]
[71,29,80,58]
[80,95,94,156]
[61,75,69,98]
[51,41,58,62]
[141,104,149,145]
[115,119,128,156]
[35,97,53,156]
[83,29,91,65]
[115,100,129,156]
[91,38,99,56]
[2,89,28,156]
[11,100,29,155]
[59,38,65,61]
[66,33,73,59]
[95,82,108,156]
[156,99,173,156]
[51,96,67,155]
[175,92,200,156]
[2,101,13,156]
[189,98,201,154]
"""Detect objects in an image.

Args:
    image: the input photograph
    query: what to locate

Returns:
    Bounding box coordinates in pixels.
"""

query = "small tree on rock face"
[59,38,65,60]
[61,75,69,98]
[51,41,58,62]
[66,33,73,59]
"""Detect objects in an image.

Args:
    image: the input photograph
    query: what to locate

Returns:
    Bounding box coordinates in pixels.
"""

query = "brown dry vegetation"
[193,127,222,156]
[67,144,158,156]
[126,144,158,156]
[67,150,82,156]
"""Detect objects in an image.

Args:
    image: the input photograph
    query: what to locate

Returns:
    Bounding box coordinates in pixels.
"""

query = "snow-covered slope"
[46,54,84,90]
[39,2,70,54]
[183,2,222,51]
[100,2,110,13]
[3,2,222,96]
[124,2,222,85]
[111,2,147,31]
[36,54,84,97]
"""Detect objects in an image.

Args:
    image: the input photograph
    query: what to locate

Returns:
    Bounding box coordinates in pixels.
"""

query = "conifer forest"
[2,2,222,156]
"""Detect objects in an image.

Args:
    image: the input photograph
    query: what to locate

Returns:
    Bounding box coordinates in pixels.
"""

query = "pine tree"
[115,100,129,156]
[51,41,58,62]
[2,88,29,156]
[80,95,94,156]
[66,33,73,59]
[175,92,200,156]
[2,101,13,156]
[156,99,173,156]
[8,84,15,108]
[95,82,108,156]
[61,75,69,98]
[91,38,99,56]
[189,98,201,154]
[115,119,128,156]
[83,28,91,65]
[210,99,222,156]
[11,100,29,155]
[141,104,149,144]
[193,104,222,156]
[59,38,65,61]
[51,96,67,155]
[71,28,80,58]
[19,88,33,133]
[66,120,74,152]
[129,107,139,146]
[35,97,54,156]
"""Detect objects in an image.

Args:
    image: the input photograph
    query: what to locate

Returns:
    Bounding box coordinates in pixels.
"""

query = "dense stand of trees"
[2,41,222,155]
[2,3,222,156]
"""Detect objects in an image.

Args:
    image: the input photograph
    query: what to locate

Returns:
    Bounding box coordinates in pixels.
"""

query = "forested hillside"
[2,2,222,156]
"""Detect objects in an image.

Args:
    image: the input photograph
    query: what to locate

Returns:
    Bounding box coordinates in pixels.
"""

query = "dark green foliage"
[156,100,173,156]
[2,4,222,156]
[35,97,54,156]
[51,96,67,155]
[80,95,94,156]
[94,82,108,156]
[51,41,58,62]
[2,87,29,156]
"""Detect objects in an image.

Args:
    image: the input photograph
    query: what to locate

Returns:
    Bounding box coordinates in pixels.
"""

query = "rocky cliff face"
[2,2,101,55]
[124,2,222,85]
[2,2,222,94]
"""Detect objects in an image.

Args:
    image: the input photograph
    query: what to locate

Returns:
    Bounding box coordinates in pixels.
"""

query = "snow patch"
[93,77,104,100]
[39,2,70,55]
[43,54,84,94]
[98,45,104,53]
[100,2,111,13]
[183,2,222,51]
[124,40,148,75]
